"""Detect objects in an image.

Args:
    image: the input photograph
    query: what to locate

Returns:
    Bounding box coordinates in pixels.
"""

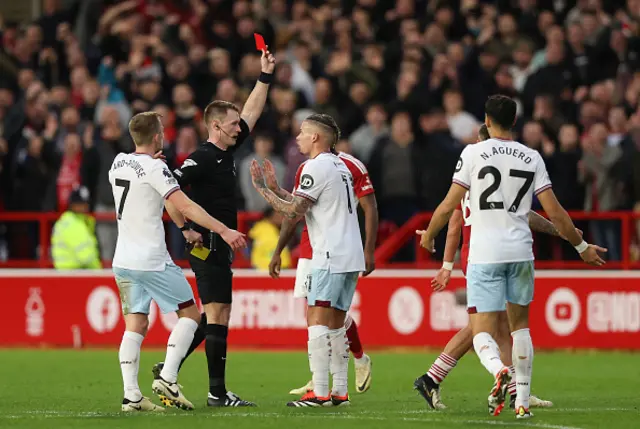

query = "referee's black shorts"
[188,236,234,305]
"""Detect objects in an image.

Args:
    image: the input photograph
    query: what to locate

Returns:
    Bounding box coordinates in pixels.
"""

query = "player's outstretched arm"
[167,190,247,250]
[417,184,467,253]
[528,210,583,240]
[359,193,379,276]
[432,209,463,291]
[537,189,607,266]
[241,49,275,131]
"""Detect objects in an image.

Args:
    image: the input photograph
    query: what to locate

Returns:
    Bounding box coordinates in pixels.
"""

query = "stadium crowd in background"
[1,0,640,264]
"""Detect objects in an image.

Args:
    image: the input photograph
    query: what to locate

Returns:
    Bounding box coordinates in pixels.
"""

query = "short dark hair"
[304,113,341,146]
[485,95,517,130]
[128,111,162,147]
[478,124,490,141]
[204,100,240,126]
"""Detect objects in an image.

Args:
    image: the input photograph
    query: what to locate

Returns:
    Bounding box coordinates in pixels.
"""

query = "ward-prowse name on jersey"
[452,138,552,265]
[293,152,365,273]
[109,153,180,272]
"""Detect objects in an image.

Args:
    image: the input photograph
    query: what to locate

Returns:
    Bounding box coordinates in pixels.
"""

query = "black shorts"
[188,235,234,305]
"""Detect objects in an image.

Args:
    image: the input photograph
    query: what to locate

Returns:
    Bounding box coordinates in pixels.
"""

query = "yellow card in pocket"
[190,247,210,260]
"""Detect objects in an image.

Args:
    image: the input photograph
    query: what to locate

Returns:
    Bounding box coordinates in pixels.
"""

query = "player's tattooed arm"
[251,160,311,219]
[528,210,584,241]
[258,189,312,220]
[262,158,294,202]
[528,211,560,237]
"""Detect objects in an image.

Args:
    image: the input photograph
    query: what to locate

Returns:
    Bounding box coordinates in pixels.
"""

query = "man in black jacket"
[152,48,275,408]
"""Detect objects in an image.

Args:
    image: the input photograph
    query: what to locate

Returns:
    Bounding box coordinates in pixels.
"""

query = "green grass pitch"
[1,349,638,428]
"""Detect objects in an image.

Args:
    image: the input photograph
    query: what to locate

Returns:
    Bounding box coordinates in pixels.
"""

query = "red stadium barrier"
[374,211,640,270]
[0,210,638,269]
[3,270,640,350]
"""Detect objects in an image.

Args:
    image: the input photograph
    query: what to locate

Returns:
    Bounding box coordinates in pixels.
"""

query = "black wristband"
[180,224,190,232]
[258,72,273,84]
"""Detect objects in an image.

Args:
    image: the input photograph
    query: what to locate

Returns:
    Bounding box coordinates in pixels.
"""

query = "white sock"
[473,332,505,377]
[160,317,198,383]
[119,331,144,401]
[329,327,349,397]
[512,328,534,409]
[308,325,331,398]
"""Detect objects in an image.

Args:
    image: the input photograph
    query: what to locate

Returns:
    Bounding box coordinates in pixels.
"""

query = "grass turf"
[0,349,638,429]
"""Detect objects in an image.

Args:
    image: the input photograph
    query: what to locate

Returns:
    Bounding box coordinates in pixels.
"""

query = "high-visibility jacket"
[248,219,292,270]
[51,211,102,269]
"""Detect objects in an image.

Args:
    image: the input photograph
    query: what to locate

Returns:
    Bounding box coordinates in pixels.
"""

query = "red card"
[254,33,266,51]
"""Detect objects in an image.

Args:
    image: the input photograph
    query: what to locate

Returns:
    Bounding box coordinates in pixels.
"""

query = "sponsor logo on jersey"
[300,174,314,190]
[455,157,463,173]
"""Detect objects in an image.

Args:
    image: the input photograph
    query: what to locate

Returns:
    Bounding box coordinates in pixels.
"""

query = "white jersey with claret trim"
[109,153,180,271]
[452,138,552,264]
[293,152,365,273]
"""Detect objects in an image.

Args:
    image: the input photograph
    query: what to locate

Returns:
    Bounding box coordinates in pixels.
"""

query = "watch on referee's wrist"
[180,225,190,232]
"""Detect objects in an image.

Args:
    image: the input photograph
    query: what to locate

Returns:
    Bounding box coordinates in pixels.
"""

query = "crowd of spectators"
[1,0,640,263]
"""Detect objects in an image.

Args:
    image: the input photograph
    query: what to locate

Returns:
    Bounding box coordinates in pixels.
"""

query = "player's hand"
[262,158,279,191]
[221,228,247,250]
[269,254,282,278]
[183,230,203,248]
[153,150,166,161]
[431,268,451,292]
[363,250,375,277]
[250,159,267,190]
[580,244,607,267]
[261,47,276,74]
[416,230,435,253]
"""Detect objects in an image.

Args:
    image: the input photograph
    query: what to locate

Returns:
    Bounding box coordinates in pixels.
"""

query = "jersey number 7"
[478,167,534,213]
[341,174,353,214]
[115,179,131,220]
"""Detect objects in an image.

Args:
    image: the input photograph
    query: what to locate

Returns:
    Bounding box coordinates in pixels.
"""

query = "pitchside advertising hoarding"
[2,270,639,349]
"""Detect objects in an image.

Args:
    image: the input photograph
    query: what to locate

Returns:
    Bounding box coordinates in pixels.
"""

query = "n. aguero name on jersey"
[479,145,533,164]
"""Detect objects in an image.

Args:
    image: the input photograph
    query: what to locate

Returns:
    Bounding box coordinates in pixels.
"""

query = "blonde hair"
[203,100,240,126]
[128,111,162,147]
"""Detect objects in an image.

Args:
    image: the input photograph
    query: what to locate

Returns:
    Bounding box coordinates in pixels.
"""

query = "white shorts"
[294,258,312,298]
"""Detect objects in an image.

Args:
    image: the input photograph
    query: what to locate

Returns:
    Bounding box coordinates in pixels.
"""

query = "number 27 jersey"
[452,138,552,264]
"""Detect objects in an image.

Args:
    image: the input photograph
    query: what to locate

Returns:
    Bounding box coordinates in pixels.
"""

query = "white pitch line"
[4,409,617,428]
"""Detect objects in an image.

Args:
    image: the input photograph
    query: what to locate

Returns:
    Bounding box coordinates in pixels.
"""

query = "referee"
[152,49,275,407]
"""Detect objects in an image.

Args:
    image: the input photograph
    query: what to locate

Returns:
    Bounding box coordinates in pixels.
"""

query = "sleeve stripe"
[452,179,470,190]
[534,184,553,195]
[164,186,180,199]
[294,190,317,202]
[340,153,368,174]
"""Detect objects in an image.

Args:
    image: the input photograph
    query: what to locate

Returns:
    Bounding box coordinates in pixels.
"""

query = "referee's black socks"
[179,312,207,370]
[206,324,228,397]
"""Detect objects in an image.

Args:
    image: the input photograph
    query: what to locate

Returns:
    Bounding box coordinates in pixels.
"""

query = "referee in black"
[152,48,275,407]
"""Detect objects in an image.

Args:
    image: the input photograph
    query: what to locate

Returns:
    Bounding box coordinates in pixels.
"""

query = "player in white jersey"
[250,113,365,407]
[110,112,246,412]
[417,96,606,419]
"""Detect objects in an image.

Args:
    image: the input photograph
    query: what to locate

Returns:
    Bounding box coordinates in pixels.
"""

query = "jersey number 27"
[478,167,534,213]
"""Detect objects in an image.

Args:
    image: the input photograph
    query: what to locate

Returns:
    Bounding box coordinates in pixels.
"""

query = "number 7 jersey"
[452,138,552,264]
[109,153,180,271]
[293,152,365,273]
